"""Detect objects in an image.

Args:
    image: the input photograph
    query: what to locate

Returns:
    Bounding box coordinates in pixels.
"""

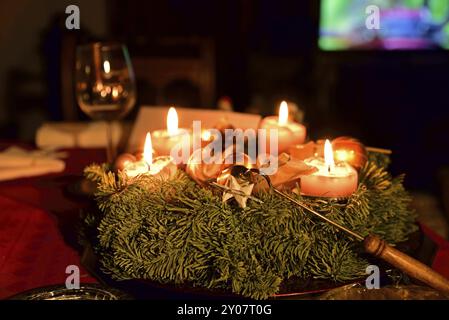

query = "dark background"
[0,0,448,196]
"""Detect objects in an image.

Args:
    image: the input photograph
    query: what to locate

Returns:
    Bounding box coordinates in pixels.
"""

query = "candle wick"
[328,165,331,174]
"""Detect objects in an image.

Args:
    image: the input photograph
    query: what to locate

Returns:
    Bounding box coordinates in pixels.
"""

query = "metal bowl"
[319,284,449,300]
[9,284,131,300]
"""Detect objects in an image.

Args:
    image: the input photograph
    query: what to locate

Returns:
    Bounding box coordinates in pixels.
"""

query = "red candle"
[301,140,358,198]
[259,101,306,154]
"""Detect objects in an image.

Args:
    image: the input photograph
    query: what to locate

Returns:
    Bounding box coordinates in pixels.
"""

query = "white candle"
[301,140,358,198]
[124,132,177,179]
[259,101,307,154]
[152,107,190,159]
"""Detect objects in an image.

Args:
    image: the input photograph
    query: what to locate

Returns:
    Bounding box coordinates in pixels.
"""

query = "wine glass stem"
[106,121,116,164]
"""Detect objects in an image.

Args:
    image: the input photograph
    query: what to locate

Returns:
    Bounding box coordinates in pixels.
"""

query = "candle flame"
[144,132,153,165]
[279,101,289,126]
[103,60,111,74]
[167,107,179,136]
[324,139,335,172]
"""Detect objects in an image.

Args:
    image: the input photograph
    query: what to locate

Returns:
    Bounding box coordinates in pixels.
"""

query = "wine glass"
[75,42,136,164]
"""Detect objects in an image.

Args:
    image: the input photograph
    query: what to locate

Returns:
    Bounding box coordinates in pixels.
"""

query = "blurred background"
[0,0,448,230]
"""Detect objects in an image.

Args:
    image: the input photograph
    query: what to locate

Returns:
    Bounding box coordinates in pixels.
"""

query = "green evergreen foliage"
[81,156,416,299]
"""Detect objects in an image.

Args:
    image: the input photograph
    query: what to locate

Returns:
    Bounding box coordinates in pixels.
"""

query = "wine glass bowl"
[75,42,136,162]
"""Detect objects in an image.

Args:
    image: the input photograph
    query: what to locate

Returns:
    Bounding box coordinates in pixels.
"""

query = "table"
[1,145,449,300]
[0,147,104,299]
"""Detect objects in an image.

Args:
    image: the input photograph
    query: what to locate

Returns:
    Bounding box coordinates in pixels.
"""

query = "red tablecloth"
[0,147,105,299]
[0,146,448,299]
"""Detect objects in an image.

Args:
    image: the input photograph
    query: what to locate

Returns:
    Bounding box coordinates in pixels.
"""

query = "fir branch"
[81,160,416,300]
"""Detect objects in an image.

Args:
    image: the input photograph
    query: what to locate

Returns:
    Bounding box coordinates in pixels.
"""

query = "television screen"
[319,0,449,50]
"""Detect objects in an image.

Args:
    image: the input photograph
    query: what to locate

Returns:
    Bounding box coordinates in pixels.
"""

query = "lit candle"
[259,101,307,154]
[123,133,177,179]
[152,107,191,159]
[300,140,358,198]
[123,133,152,178]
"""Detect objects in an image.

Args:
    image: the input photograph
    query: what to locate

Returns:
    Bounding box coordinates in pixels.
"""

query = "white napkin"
[36,121,123,149]
[0,147,66,181]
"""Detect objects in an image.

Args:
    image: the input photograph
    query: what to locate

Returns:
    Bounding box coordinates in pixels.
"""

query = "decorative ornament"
[186,149,228,186]
[221,175,255,208]
[214,165,261,209]
[288,141,316,160]
[332,136,368,170]
[148,156,178,180]
[186,147,253,186]
[256,153,317,192]
[114,153,137,172]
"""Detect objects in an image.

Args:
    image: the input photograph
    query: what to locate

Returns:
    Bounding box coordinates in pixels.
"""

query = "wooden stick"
[261,173,449,295]
[364,235,449,295]
[366,147,393,155]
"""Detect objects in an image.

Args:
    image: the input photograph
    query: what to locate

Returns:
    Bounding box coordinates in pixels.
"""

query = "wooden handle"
[364,234,449,295]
